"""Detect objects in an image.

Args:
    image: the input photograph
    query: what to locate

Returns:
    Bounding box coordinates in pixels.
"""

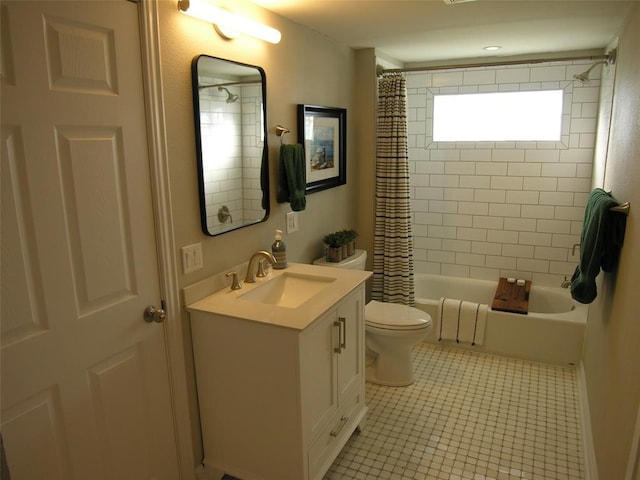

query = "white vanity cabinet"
[302,286,366,480]
[189,282,367,480]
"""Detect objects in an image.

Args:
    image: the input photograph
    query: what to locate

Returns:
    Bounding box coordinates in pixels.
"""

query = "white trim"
[626,403,640,480]
[577,362,599,480]
[195,464,225,480]
[138,0,196,478]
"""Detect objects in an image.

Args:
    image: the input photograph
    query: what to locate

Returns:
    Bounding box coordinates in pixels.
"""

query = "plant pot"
[326,246,343,262]
[342,244,348,259]
[347,241,355,257]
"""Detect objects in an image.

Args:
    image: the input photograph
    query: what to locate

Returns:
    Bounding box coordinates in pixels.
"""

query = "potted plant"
[343,229,358,256]
[336,230,349,259]
[322,232,343,262]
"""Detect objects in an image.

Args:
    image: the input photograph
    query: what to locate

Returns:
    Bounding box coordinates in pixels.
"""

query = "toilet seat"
[365,300,432,331]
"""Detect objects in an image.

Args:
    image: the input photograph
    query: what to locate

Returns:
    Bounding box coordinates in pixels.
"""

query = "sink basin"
[238,272,336,308]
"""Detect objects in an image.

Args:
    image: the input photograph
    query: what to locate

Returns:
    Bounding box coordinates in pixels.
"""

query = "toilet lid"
[365,300,432,330]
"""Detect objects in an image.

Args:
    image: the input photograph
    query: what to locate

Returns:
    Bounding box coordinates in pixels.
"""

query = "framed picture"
[297,104,346,194]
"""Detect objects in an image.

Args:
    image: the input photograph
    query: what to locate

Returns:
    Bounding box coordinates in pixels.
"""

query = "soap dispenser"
[271,229,287,269]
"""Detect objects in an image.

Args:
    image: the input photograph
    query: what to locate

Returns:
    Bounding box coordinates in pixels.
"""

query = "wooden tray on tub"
[491,277,531,314]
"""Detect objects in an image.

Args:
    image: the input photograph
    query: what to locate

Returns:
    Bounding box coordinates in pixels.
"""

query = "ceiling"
[250,0,634,65]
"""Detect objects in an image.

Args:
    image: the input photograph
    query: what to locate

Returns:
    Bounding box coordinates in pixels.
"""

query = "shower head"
[573,49,617,84]
[573,61,605,84]
[218,86,239,103]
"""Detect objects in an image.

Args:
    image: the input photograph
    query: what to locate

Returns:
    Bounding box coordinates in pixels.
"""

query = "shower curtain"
[372,73,415,306]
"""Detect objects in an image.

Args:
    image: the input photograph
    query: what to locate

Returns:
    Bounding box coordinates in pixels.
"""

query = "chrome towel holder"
[276,125,290,145]
[605,190,630,215]
[610,201,630,215]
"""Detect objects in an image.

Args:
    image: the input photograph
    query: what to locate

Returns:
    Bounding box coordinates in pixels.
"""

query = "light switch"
[181,243,204,274]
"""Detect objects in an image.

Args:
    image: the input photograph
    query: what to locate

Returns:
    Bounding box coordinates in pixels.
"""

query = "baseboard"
[195,463,226,480]
[577,362,599,480]
[626,403,640,480]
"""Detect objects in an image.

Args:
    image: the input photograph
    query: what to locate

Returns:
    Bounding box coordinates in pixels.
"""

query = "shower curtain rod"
[376,52,613,76]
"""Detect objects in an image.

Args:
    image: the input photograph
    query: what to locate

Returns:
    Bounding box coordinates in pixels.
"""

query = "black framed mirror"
[191,55,269,236]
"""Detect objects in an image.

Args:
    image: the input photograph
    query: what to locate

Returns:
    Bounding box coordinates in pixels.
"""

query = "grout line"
[325,343,585,480]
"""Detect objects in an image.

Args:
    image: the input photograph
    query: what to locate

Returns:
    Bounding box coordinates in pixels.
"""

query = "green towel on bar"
[277,144,306,211]
[570,188,626,304]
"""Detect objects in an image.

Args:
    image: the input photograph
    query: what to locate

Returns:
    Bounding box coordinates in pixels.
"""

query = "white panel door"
[0,1,179,479]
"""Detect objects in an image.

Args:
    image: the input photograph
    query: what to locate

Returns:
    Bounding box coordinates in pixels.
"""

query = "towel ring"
[276,125,290,145]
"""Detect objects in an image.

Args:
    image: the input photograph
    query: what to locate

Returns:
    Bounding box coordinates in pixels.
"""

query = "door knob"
[143,305,166,323]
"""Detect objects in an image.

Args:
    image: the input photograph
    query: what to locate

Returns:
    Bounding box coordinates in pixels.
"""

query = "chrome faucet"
[561,276,572,288]
[244,250,277,283]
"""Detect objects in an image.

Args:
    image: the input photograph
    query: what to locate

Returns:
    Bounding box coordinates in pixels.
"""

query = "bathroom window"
[433,90,564,142]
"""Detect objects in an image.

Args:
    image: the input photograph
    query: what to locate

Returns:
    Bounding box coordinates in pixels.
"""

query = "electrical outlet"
[181,243,203,274]
[286,212,299,234]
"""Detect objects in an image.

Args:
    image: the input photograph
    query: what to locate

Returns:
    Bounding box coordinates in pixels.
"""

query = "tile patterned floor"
[324,342,584,480]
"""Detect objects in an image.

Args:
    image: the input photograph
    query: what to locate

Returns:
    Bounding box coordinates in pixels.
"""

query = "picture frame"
[297,104,346,194]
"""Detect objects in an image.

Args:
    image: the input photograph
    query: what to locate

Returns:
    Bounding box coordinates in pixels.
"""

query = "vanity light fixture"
[178,0,281,44]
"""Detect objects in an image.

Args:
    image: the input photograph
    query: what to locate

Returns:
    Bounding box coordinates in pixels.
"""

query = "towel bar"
[276,125,290,145]
[610,202,630,215]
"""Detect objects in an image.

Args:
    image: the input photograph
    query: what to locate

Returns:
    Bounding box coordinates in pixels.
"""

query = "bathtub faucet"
[561,276,571,288]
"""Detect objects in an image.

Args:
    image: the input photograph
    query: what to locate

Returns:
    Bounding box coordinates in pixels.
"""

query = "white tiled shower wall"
[406,60,604,287]
[198,76,263,234]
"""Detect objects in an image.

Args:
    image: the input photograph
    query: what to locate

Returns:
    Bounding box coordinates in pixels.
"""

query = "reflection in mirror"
[191,55,269,236]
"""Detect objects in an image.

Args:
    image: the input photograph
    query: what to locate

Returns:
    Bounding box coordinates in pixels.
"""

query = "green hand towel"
[277,144,306,211]
[570,188,626,304]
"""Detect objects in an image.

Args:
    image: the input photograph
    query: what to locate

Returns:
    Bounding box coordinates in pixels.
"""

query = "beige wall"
[159,0,357,278]
[353,49,378,273]
[157,0,359,463]
[582,3,640,478]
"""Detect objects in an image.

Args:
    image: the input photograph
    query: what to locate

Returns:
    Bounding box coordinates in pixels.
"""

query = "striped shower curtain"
[371,73,415,306]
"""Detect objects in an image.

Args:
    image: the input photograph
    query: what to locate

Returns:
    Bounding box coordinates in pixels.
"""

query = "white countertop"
[186,263,372,331]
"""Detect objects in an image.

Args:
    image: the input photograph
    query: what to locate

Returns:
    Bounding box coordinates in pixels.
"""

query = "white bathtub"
[414,274,588,365]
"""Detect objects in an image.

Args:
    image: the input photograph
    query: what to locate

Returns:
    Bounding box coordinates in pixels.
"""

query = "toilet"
[313,250,432,386]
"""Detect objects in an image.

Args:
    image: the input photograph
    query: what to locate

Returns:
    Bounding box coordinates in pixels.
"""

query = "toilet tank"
[313,249,367,270]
